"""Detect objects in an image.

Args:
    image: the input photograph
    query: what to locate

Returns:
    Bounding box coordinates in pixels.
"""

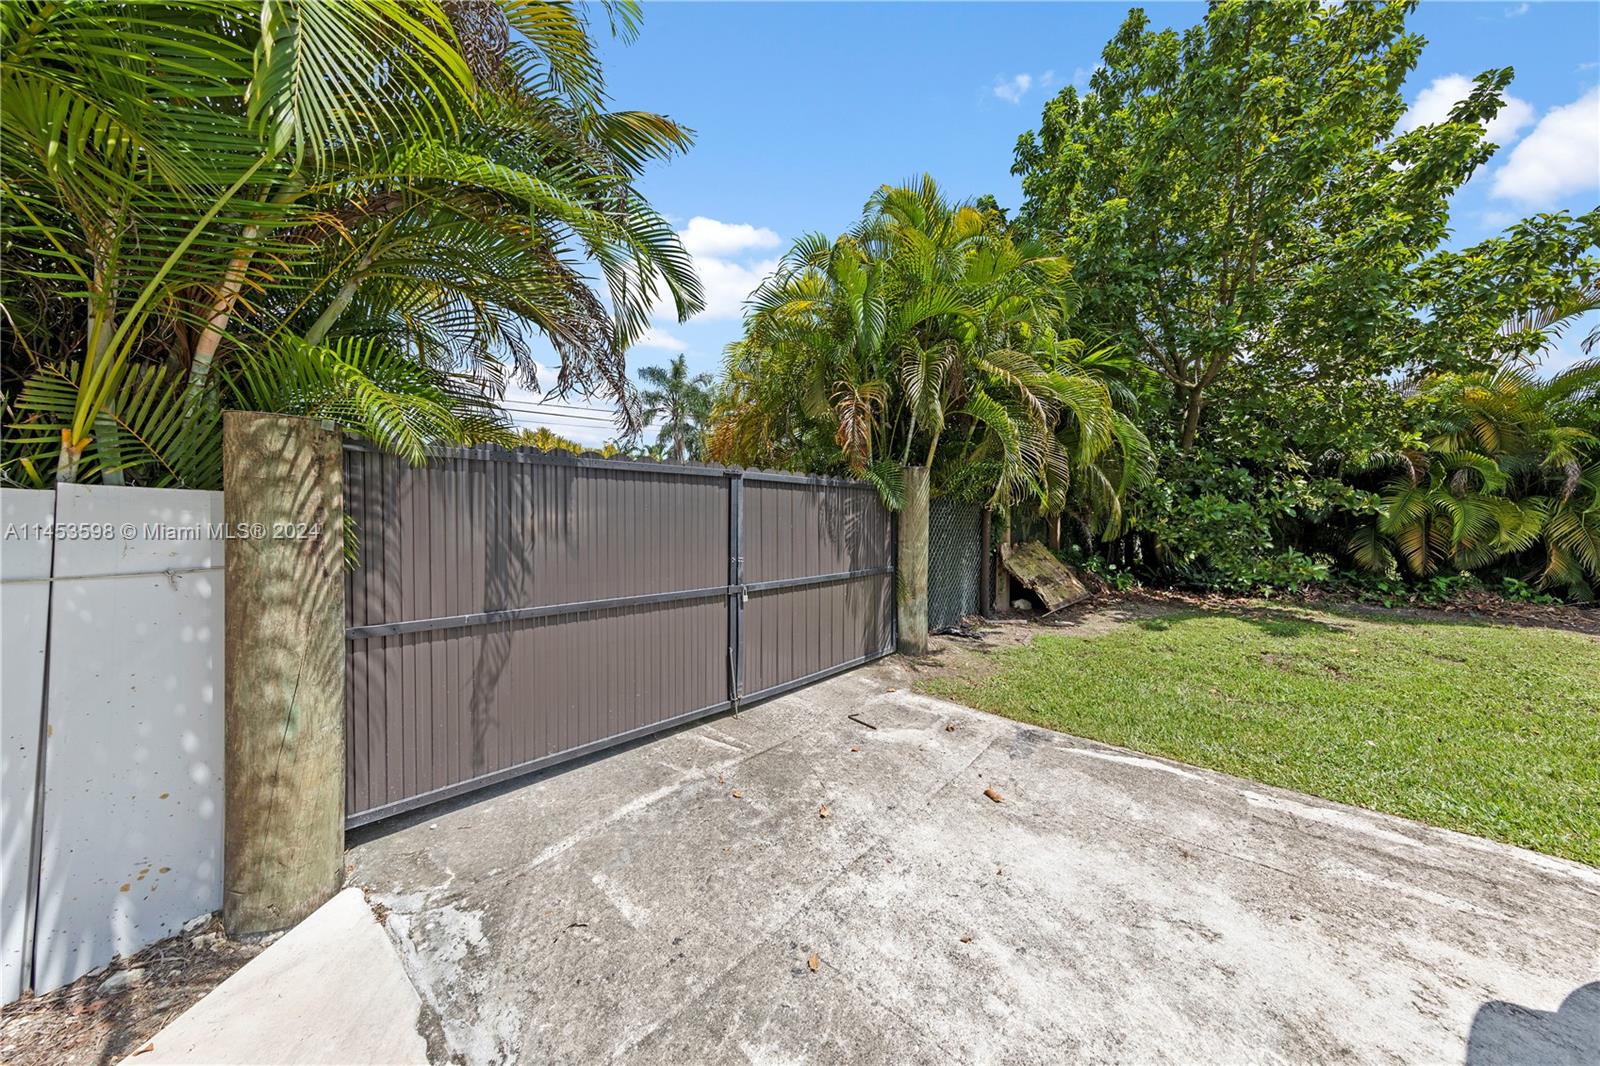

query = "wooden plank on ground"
[1001,540,1090,612]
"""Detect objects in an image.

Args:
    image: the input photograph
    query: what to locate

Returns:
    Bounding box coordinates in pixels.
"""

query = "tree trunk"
[1179,386,1206,452]
[896,465,930,655]
[186,226,261,395]
[223,412,345,935]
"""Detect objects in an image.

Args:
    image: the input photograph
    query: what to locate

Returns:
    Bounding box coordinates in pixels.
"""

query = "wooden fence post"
[897,465,929,655]
[223,412,344,935]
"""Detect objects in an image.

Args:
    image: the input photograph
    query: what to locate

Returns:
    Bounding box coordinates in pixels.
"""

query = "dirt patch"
[883,588,1595,694]
[873,599,1165,689]
[1127,586,1600,638]
[0,917,266,1066]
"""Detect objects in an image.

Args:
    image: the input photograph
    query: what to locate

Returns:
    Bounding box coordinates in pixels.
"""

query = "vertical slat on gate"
[429,459,447,793]
[369,454,389,806]
[444,455,459,788]
[728,472,743,709]
[381,453,403,804]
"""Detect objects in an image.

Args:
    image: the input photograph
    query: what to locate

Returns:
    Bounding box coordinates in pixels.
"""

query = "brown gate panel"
[740,476,894,697]
[344,444,894,828]
[743,576,894,696]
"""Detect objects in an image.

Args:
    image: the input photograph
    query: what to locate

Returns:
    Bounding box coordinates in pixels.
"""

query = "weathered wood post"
[896,465,929,655]
[223,412,345,935]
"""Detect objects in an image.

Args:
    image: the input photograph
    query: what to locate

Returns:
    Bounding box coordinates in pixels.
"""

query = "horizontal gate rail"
[743,565,893,594]
[344,565,896,641]
[342,440,886,486]
[341,438,736,479]
[739,469,884,487]
[346,584,735,640]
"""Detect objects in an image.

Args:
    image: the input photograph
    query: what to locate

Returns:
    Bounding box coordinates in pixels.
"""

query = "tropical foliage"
[710,177,1151,534]
[517,426,585,454]
[638,353,713,462]
[1352,359,1600,597]
[2,0,700,487]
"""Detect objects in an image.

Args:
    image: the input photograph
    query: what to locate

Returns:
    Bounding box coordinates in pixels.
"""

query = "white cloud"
[993,73,1032,105]
[677,217,780,258]
[1505,2,1529,16]
[656,217,783,323]
[993,71,1062,105]
[1492,85,1600,204]
[633,327,685,351]
[689,254,781,321]
[1397,74,1535,146]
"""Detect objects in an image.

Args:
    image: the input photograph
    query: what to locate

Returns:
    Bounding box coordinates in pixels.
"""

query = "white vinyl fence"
[1,485,225,1002]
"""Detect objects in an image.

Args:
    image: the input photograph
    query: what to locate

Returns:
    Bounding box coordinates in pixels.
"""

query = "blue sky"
[510,1,1600,444]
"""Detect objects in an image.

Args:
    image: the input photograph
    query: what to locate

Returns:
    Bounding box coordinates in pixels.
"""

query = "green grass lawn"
[921,605,1600,867]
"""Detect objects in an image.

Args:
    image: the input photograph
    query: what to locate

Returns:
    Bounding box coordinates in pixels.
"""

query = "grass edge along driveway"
[919,604,1599,867]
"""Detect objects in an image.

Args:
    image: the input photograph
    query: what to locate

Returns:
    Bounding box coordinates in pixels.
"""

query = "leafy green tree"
[638,354,714,462]
[1407,211,1599,373]
[1011,0,1506,453]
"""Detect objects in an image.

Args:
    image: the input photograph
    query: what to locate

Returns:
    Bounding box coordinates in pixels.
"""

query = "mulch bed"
[0,916,267,1066]
[1119,586,1600,637]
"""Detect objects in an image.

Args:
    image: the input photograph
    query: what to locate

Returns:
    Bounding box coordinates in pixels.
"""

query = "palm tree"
[1497,281,1600,370]
[638,354,713,462]
[2,0,701,487]
[1351,357,1600,596]
[517,427,584,454]
[709,176,1150,528]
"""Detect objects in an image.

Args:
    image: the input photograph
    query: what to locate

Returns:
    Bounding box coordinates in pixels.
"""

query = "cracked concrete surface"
[347,663,1600,1065]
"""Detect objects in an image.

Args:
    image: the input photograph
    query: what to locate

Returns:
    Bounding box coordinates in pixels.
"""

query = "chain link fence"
[928,498,982,631]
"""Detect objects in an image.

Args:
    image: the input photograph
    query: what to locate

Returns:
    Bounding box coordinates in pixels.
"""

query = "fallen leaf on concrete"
[983,787,1003,803]
[850,746,860,753]
[807,953,820,972]
[731,790,744,799]
[959,936,973,944]
[945,723,957,732]
[819,805,831,819]
[134,1043,154,1056]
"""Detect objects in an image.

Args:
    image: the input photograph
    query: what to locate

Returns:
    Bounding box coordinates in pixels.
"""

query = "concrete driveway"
[348,661,1600,1065]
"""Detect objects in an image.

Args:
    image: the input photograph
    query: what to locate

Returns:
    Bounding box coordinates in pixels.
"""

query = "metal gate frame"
[342,444,895,828]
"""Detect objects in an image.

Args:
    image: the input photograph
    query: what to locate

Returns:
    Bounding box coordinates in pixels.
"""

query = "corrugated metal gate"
[928,498,981,630]
[341,442,895,827]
